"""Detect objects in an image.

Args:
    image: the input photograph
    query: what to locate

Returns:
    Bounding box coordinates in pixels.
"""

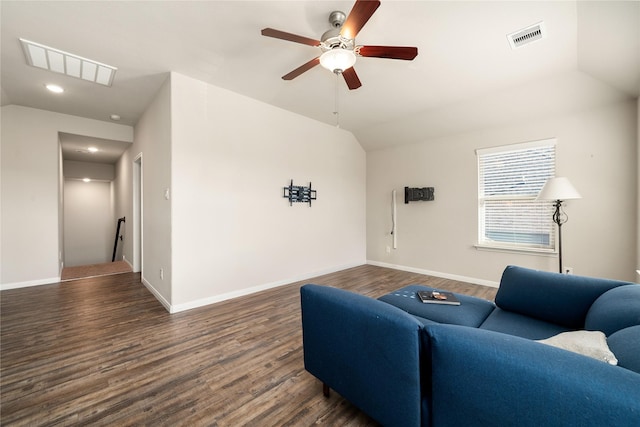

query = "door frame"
[133,153,143,275]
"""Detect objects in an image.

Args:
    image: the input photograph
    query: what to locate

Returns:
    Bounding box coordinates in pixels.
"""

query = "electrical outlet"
[386,246,391,254]
[564,267,573,275]
[160,268,164,280]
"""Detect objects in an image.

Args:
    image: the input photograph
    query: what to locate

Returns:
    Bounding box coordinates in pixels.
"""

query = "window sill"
[474,244,557,256]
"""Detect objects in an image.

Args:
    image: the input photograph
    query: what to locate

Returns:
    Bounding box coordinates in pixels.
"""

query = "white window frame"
[476,139,557,253]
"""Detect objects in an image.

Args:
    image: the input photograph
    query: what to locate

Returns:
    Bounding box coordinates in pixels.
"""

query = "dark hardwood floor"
[1,265,498,426]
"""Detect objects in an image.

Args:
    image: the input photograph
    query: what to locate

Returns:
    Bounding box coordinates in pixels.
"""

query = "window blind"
[477,139,556,251]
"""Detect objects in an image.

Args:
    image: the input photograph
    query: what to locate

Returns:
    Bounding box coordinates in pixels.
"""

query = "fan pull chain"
[334,70,340,128]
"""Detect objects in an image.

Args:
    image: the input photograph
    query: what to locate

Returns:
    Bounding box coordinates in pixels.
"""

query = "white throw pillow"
[537,330,618,365]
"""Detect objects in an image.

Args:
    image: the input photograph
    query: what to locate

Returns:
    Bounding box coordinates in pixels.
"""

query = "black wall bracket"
[284,180,316,206]
[405,187,434,204]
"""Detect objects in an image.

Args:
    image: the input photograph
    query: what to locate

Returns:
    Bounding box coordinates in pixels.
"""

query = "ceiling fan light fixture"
[319,48,356,73]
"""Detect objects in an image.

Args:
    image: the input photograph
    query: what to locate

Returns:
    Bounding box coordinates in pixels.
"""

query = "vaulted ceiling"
[2,1,638,152]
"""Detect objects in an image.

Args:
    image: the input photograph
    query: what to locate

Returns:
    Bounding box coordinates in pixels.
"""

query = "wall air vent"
[507,22,546,49]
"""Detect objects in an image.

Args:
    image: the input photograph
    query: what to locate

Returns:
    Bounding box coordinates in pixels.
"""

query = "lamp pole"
[552,200,564,274]
[537,177,581,275]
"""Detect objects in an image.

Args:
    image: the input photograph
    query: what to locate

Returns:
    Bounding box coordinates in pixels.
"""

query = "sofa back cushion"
[607,326,640,374]
[585,285,640,336]
[425,324,640,426]
[495,266,632,329]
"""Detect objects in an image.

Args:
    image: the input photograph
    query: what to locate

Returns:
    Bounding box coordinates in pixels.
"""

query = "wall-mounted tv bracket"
[405,187,434,204]
[284,180,317,206]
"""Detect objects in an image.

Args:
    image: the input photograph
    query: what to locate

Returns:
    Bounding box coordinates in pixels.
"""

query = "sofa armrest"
[300,284,427,427]
[425,324,640,427]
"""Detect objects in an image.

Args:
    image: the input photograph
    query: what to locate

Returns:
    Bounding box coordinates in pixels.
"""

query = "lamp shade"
[537,177,582,201]
[319,48,356,73]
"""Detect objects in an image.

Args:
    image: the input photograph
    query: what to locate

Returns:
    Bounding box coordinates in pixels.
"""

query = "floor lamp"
[537,177,582,273]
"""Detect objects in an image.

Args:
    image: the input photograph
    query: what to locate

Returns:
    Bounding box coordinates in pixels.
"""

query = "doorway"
[60,178,133,281]
[58,132,132,281]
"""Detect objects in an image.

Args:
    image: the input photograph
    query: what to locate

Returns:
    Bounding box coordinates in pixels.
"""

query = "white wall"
[0,105,133,288]
[63,160,115,181]
[125,76,173,305]
[113,146,132,267]
[367,99,638,283]
[63,179,114,267]
[58,140,65,276]
[169,73,366,310]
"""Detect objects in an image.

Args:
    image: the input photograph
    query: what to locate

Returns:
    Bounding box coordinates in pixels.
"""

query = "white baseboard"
[169,262,364,314]
[141,276,172,312]
[123,256,134,271]
[367,260,499,288]
[1,276,61,291]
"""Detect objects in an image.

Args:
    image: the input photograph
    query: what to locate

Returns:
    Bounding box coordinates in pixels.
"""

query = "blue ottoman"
[378,285,496,327]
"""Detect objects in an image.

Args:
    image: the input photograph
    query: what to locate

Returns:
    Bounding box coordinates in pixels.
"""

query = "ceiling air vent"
[20,38,117,86]
[507,22,546,49]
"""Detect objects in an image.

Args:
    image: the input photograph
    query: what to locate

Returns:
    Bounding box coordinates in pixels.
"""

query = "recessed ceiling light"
[87,147,98,153]
[46,84,64,93]
[82,178,91,183]
[110,114,121,121]
[20,38,117,87]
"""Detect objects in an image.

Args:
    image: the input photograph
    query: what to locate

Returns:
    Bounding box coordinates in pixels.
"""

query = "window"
[476,139,556,252]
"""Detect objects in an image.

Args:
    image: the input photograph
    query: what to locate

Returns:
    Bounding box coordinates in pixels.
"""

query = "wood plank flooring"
[60,261,133,281]
[1,265,498,426]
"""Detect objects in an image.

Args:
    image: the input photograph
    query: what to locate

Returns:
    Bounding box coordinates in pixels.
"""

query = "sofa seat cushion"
[585,284,640,336]
[607,326,640,374]
[378,285,495,327]
[479,307,571,340]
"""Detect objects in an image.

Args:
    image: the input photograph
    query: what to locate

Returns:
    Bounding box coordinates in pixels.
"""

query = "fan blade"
[282,57,321,80]
[342,67,362,90]
[261,28,320,47]
[357,45,418,60]
[340,0,381,40]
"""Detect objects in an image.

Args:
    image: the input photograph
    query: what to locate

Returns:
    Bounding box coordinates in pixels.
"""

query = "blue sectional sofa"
[300,266,640,427]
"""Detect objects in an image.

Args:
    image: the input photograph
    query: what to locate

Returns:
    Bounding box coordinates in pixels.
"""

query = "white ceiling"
[59,132,132,164]
[1,1,638,153]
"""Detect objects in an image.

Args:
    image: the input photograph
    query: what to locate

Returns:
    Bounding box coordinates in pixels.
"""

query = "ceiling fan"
[261,0,418,90]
